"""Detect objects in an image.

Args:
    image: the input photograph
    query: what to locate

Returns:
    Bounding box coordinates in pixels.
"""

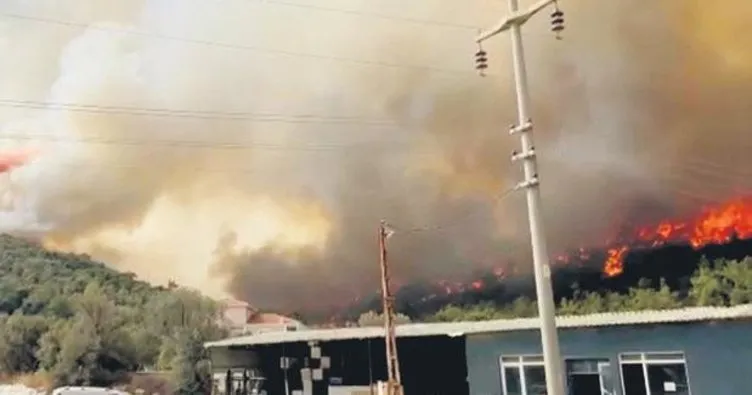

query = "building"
[205,304,752,395]
[220,299,306,336]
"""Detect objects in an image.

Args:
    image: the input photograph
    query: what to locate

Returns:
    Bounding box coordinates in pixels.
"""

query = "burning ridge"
[340,196,752,321]
[594,196,752,277]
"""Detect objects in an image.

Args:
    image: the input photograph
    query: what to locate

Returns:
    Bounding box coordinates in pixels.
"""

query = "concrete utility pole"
[378,220,402,395]
[475,1,566,395]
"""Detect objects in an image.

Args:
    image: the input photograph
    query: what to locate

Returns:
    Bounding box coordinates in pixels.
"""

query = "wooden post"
[378,221,402,395]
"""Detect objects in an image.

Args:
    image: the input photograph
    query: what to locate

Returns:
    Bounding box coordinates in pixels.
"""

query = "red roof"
[221,298,254,309]
[220,299,298,326]
[248,312,296,325]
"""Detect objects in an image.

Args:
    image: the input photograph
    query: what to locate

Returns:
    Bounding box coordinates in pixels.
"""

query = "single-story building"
[205,304,752,395]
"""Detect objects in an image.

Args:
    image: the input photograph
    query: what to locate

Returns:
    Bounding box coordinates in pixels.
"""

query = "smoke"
[0,0,749,312]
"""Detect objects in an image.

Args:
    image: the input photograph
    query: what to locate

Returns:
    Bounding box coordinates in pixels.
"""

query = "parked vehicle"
[51,387,130,395]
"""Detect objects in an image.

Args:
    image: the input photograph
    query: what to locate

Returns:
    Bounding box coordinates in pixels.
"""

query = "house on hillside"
[220,299,305,336]
[205,304,752,395]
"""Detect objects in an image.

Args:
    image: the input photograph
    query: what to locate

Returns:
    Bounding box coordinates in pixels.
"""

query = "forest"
[426,255,752,322]
[1,231,750,393]
[0,235,225,393]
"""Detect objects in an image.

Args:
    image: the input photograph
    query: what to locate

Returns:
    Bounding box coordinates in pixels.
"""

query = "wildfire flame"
[0,148,36,174]
[600,197,752,277]
[422,196,752,299]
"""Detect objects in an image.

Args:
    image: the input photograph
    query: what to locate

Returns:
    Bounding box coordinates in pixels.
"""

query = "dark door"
[568,373,601,395]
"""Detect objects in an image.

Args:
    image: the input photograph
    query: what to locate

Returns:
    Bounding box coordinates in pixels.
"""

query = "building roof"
[204,304,752,348]
[249,313,298,325]
[220,299,255,309]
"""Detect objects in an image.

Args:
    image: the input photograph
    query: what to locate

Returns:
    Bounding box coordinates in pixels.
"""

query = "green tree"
[0,234,227,388]
[357,311,411,327]
[430,303,507,322]
[41,283,138,386]
[507,296,537,317]
[50,316,102,386]
[559,290,609,315]
[719,257,752,305]
[171,329,212,395]
[0,313,49,374]
[688,257,728,306]
[622,279,681,311]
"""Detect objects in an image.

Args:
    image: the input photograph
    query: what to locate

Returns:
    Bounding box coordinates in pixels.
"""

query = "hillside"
[420,254,752,322]
[0,235,225,393]
[340,237,752,322]
[3,232,751,391]
[345,254,752,324]
[0,235,161,316]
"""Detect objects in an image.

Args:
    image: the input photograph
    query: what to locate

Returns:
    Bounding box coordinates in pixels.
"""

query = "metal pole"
[506,0,566,394]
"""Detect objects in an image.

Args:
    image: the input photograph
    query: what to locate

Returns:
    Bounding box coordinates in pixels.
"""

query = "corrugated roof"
[205,304,752,348]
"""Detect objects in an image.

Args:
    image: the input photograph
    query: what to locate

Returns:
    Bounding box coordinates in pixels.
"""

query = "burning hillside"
[565,196,752,278]
[341,196,752,321]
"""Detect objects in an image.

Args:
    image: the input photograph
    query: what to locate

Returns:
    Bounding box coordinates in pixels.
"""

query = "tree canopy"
[0,235,226,391]
[356,311,411,327]
[428,256,752,322]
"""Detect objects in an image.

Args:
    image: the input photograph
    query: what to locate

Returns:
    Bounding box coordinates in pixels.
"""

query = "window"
[500,356,547,395]
[499,356,618,395]
[565,359,615,395]
[619,352,691,395]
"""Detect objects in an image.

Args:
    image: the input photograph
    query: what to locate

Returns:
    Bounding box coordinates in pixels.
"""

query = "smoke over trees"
[0,0,749,313]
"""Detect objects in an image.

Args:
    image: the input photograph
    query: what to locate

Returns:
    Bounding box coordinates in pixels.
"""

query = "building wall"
[209,347,260,371]
[223,305,252,327]
[465,320,752,395]
[208,336,469,395]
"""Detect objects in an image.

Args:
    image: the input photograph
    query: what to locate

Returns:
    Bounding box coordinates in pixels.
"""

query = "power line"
[655,162,752,192]
[240,0,480,30]
[0,11,476,76]
[0,133,405,152]
[0,99,401,126]
[1,160,261,175]
[392,186,518,234]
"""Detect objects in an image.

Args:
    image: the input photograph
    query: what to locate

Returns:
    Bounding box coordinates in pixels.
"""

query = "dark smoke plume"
[0,0,749,313]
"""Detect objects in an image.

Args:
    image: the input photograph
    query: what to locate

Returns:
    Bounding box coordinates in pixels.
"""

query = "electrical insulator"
[551,5,565,39]
[474,45,489,76]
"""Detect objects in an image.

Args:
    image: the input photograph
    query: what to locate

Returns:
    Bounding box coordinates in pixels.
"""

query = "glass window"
[621,364,648,395]
[522,355,545,363]
[619,353,643,363]
[619,352,691,395]
[567,359,601,375]
[645,353,685,362]
[646,364,690,395]
[524,365,547,395]
[500,355,547,395]
[504,367,523,395]
[598,362,616,395]
[565,359,615,395]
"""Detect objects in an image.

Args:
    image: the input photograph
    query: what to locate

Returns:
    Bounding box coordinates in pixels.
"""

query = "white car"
[51,387,130,395]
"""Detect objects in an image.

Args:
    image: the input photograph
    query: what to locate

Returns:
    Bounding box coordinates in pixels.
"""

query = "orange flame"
[428,196,752,296]
[352,197,752,314]
[604,246,628,277]
[602,197,752,277]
